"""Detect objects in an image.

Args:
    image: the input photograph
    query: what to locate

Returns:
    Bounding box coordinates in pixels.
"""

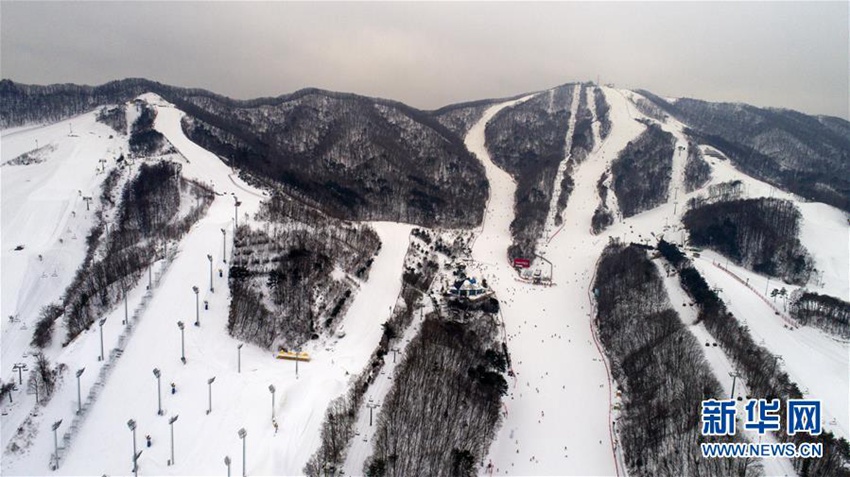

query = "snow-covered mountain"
[1,81,848,476]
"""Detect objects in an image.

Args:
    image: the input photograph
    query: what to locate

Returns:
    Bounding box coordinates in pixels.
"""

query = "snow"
[1,95,412,476]
[1,113,126,453]
[656,260,797,477]
[467,91,635,475]
[2,87,846,476]
[796,202,849,300]
[540,85,580,239]
[1,113,123,325]
[696,153,849,299]
[692,254,849,441]
[472,85,846,475]
[617,87,849,451]
[342,303,428,475]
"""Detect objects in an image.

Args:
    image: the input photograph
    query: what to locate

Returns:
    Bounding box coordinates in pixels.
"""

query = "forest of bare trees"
[26,352,64,406]
[228,193,381,349]
[0,79,151,127]
[2,78,490,229]
[178,89,486,228]
[366,314,506,477]
[128,102,168,156]
[431,99,496,137]
[570,84,595,163]
[594,243,750,476]
[634,88,850,212]
[594,87,612,140]
[95,104,127,135]
[484,84,574,260]
[683,198,813,284]
[30,304,63,349]
[683,142,712,192]
[789,291,850,339]
[60,161,213,343]
[657,240,850,476]
[611,124,675,218]
[591,172,614,234]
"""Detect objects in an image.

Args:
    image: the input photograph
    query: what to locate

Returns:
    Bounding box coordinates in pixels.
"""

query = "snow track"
[693,256,849,441]
[468,93,625,475]
[655,260,798,477]
[3,86,847,476]
[541,85,580,243]
[1,114,127,460]
[342,305,427,475]
[2,95,412,476]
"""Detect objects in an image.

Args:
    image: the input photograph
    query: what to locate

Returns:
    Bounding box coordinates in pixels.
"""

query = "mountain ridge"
[3,78,849,222]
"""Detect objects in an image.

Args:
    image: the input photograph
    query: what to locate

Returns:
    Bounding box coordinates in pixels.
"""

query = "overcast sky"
[2,2,847,118]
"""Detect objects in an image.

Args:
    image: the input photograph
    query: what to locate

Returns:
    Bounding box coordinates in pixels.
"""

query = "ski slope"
[1,113,126,453]
[2,86,847,476]
[1,95,412,476]
[341,304,429,475]
[468,89,648,475]
[474,85,847,475]
[693,254,849,441]
[656,261,797,477]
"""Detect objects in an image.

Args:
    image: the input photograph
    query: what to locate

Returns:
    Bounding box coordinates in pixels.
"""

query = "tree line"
[228,193,381,349]
[594,87,612,140]
[366,315,506,477]
[683,141,712,192]
[594,242,750,476]
[484,84,575,260]
[592,172,615,234]
[686,180,744,210]
[682,198,813,285]
[52,161,213,344]
[431,99,498,137]
[789,291,850,339]
[611,124,675,218]
[95,104,127,135]
[305,230,441,476]
[657,240,850,476]
[570,84,596,163]
[128,102,168,156]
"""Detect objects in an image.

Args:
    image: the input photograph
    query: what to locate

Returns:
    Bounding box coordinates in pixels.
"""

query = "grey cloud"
[2,2,847,118]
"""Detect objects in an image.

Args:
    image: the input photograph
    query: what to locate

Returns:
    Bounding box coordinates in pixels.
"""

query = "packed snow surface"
[1,97,411,476]
[2,88,847,476]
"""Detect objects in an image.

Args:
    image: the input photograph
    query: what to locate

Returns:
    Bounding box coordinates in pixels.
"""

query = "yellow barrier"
[275,350,311,362]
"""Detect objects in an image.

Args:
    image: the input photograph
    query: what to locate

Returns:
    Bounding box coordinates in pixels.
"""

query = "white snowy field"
[1,96,412,476]
[692,253,849,441]
[2,86,847,477]
[473,85,848,476]
[1,113,126,452]
[1,114,124,364]
[656,261,798,477]
[468,89,644,476]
